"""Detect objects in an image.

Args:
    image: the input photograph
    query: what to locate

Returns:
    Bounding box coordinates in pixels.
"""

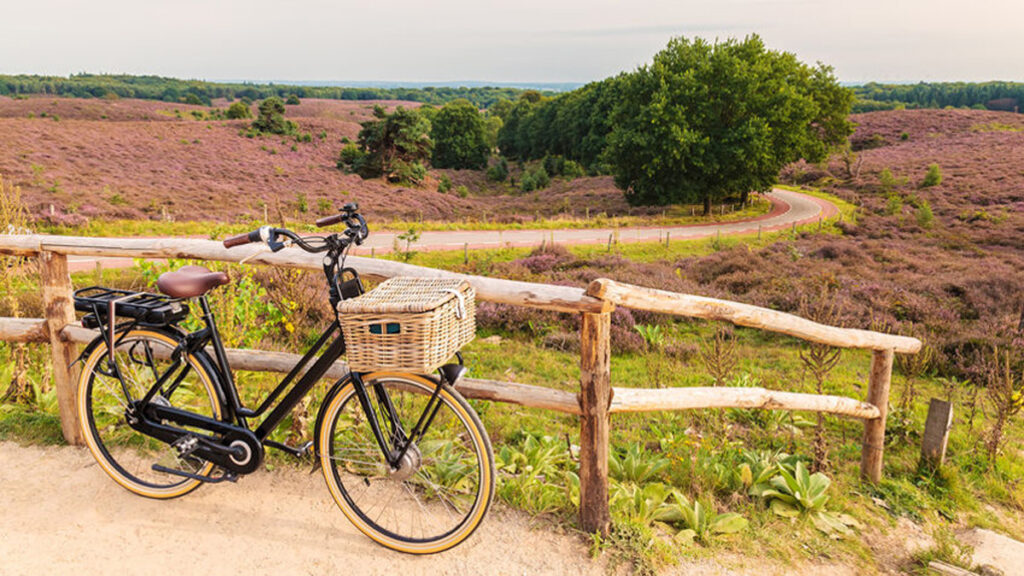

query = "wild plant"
[698,324,737,387]
[0,174,34,404]
[660,491,748,545]
[982,347,1023,464]
[609,443,670,484]
[798,287,843,472]
[896,327,935,411]
[634,324,668,387]
[495,433,577,515]
[395,227,421,262]
[752,461,859,535]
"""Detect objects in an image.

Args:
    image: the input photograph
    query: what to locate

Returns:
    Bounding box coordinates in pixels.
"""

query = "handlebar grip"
[316,213,345,228]
[223,229,263,248]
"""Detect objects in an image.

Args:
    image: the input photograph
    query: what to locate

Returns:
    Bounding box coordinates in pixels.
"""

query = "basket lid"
[337,277,472,314]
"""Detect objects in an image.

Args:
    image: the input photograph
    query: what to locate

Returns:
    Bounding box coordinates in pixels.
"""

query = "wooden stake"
[463,242,469,264]
[39,251,83,445]
[758,224,762,239]
[861,349,894,482]
[579,311,612,535]
[921,398,953,467]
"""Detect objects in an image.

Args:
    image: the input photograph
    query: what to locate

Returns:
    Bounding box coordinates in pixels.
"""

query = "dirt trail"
[0,442,601,576]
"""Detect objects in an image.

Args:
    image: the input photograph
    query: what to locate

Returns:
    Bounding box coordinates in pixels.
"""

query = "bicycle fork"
[348,372,447,472]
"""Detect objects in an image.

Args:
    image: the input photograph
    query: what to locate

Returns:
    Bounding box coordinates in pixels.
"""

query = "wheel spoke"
[82,332,219,497]
[322,376,492,551]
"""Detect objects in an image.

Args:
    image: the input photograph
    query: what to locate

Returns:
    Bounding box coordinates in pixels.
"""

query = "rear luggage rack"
[74,286,190,329]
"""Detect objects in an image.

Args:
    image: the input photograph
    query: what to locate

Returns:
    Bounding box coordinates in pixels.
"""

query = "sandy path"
[0,441,603,576]
[65,188,836,272]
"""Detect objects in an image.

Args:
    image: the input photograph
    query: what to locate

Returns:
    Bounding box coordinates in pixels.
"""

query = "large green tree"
[338,105,432,184]
[430,99,489,169]
[607,35,852,212]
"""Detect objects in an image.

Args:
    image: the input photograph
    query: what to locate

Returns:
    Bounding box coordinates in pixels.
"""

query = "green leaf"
[674,528,697,545]
[711,513,749,534]
[770,499,800,518]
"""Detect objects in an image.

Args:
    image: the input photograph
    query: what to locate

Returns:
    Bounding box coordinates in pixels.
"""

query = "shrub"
[252,97,295,135]
[562,160,586,180]
[337,143,367,174]
[437,174,453,193]
[520,167,550,192]
[285,94,300,105]
[916,199,934,229]
[486,157,509,182]
[391,160,428,186]
[542,155,564,176]
[885,194,903,216]
[922,163,943,187]
[878,168,898,193]
[456,185,469,198]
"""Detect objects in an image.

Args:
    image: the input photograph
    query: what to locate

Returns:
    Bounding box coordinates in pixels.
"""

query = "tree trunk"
[703,195,711,216]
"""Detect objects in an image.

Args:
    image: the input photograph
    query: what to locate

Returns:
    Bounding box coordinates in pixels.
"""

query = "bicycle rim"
[319,372,494,553]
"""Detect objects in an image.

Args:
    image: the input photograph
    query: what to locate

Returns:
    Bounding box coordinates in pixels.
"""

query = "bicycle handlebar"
[223,229,264,248]
[224,203,368,252]
[315,213,345,227]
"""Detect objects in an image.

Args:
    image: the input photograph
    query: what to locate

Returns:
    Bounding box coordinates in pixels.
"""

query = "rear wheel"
[78,329,222,499]
[318,372,494,554]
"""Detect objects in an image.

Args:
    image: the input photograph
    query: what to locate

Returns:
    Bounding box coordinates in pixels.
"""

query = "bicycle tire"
[317,371,494,554]
[77,329,223,499]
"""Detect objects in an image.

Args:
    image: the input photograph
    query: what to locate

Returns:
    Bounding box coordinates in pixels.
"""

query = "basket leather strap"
[442,289,466,320]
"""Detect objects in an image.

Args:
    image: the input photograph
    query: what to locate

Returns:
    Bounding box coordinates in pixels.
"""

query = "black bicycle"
[73,203,494,554]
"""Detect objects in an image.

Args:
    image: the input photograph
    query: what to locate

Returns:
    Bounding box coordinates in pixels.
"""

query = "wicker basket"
[338,277,476,374]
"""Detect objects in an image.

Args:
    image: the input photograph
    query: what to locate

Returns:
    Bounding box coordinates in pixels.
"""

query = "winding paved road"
[67,188,837,272]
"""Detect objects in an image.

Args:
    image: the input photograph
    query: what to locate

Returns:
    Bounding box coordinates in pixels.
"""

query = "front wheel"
[318,372,494,554]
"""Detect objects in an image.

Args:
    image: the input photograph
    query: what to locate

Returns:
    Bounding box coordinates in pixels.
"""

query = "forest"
[0,73,528,109]
[852,81,1024,112]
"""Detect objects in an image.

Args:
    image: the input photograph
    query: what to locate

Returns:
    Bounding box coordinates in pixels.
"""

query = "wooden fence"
[0,234,921,535]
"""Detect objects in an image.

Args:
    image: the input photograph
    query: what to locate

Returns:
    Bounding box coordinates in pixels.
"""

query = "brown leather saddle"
[156,265,230,299]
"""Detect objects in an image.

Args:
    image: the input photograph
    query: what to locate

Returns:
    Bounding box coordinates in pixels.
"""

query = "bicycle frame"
[111,290,437,472]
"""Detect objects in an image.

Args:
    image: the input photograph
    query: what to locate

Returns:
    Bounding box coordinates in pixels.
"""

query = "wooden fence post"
[860,348,894,482]
[39,250,83,445]
[579,311,612,535]
[921,398,954,467]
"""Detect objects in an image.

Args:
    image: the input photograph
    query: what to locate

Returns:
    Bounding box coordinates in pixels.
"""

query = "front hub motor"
[388,443,422,482]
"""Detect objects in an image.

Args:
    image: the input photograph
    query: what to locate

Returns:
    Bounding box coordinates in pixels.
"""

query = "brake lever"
[266,229,288,252]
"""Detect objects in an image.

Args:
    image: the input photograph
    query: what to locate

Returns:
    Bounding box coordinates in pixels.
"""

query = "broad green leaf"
[711,513,749,534]
[674,529,697,545]
[770,499,800,518]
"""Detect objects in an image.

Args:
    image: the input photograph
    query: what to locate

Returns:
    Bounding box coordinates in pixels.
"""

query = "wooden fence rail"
[0,234,921,536]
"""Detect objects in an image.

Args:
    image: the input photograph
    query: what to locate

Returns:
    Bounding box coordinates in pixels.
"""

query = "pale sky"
[2,0,1022,84]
